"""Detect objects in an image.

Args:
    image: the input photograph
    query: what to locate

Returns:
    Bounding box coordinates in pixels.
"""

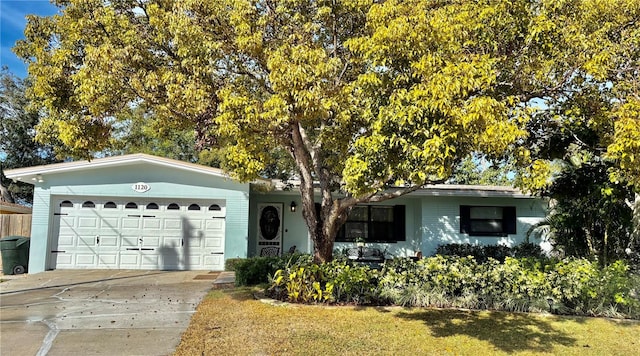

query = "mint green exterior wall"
[28,163,250,273]
[248,191,547,257]
[248,191,308,255]
[418,196,547,255]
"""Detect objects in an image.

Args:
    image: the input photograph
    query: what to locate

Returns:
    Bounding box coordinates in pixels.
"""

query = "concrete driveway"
[0,270,215,355]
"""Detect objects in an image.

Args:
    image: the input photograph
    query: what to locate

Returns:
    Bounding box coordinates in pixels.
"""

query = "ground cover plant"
[174,287,640,356]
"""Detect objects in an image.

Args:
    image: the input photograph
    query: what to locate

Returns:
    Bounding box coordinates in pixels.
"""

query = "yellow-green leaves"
[606,101,640,188]
[17,0,640,199]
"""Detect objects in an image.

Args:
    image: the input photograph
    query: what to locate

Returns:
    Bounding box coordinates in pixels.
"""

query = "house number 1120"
[132,182,151,193]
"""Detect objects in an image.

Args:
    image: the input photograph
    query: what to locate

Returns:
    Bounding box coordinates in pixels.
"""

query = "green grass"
[174,288,640,355]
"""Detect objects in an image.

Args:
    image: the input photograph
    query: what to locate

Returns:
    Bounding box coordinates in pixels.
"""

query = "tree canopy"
[449,156,513,186]
[0,68,59,204]
[15,0,640,261]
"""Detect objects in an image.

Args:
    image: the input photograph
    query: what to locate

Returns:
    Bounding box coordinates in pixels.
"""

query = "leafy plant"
[435,242,547,262]
[268,255,640,318]
[269,264,333,303]
[235,253,312,286]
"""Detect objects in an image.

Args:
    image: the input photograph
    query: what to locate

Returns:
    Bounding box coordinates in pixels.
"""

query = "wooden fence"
[0,214,32,238]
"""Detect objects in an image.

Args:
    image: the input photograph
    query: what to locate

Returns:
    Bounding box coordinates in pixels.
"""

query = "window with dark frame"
[335,205,405,243]
[460,205,516,236]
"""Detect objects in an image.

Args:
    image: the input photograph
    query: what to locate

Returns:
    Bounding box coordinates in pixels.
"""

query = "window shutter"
[393,205,406,241]
[503,206,517,234]
[460,205,471,234]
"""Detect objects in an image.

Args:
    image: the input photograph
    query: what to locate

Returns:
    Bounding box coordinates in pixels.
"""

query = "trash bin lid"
[16,237,30,247]
[1,236,29,247]
[1,236,22,242]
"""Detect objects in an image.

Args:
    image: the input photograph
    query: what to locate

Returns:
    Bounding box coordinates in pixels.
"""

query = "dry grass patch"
[175,288,640,355]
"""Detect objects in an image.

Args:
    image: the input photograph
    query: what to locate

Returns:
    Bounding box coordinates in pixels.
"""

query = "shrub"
[323,260,381,304]
[267,257,333,303]
[268,258,381,305]
[435,242,547,262]
[234,257,281,286]
[270,264,334,303]
[224,258,244,271]
[235,253,312,286]
[512,242,546,259]
[266,254,640,319]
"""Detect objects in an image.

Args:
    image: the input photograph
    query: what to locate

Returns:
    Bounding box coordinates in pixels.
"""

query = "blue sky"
[1,0,58,77]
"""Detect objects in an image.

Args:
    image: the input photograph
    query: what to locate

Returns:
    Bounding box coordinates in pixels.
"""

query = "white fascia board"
[4,153,230,182]
[411,184,531,198]
[251,182,532,199]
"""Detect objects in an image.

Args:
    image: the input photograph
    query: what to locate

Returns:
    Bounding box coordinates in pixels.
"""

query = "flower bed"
[265,255,640,319]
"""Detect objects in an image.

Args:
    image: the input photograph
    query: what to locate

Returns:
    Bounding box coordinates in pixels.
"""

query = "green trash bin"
[1,236,30,275]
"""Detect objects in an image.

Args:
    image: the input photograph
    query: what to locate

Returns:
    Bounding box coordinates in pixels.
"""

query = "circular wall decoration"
[259,206,281,240]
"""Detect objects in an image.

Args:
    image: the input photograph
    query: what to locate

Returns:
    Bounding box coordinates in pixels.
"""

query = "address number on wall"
[132,182,151,193]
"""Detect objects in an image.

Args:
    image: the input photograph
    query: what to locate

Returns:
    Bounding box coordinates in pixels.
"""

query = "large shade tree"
[15,0,639,261]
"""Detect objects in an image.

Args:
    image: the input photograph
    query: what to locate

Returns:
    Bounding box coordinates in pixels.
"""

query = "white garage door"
[50,198,226,270]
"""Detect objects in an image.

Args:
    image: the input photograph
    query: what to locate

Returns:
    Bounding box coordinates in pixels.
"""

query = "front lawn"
[174,288,640,355]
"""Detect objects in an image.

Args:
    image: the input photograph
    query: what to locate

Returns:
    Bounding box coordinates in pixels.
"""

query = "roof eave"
[4,153,231,183]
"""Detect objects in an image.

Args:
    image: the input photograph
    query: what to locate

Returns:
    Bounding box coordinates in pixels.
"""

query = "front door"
[256,203,283,256]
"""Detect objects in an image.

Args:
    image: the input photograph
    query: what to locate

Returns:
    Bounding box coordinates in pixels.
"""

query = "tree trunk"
[289,121,352,264]
[0,183,15,203]
[301,196,350,264]
[633,193,640,244]
[312,229,334,263]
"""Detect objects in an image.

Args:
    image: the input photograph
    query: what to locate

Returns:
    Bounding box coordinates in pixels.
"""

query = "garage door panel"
[99,235,119,247]
[140,253,159,269]
[163,219,182,230]
[186,220,203,230]
[58,235,75,247]
[142,236,160,247]
[163,237,182,247]
[121,236,139,247]
[204,255,223,266]
[78,236,97,246]
[205,219,224,230]
[52,198,226,271]
[78,217,98,228]
[142,218,161,229]
[76,254,97,266]
[56,254,73,266]
[159,249,181,269]
[98,254,118,267]
[122,218,141,229]
[61,216,75,228]
[119,253,139,267]
[204,237,223,248]
[100,217,119,230]
[185,255,202,266]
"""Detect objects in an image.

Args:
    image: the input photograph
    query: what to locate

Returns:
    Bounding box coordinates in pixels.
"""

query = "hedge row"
[264,255,640,319]
[435,242,546,262]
